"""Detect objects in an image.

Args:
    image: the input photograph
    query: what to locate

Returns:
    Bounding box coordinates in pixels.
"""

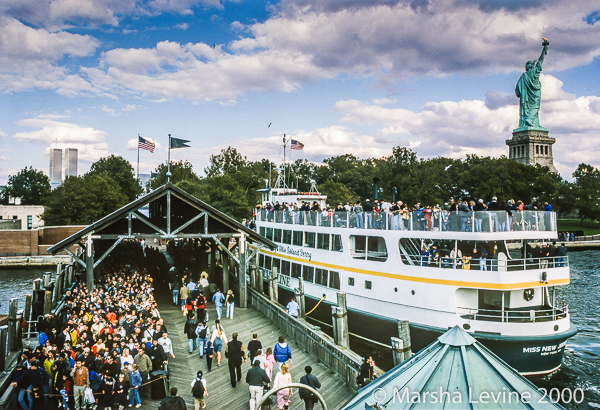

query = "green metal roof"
[343,326,564,410]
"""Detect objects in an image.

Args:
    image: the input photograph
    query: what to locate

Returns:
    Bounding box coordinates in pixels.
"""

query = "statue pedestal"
[506,128,557,173]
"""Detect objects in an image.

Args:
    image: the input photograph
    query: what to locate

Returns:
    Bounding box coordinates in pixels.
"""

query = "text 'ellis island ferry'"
[252,176,577,376]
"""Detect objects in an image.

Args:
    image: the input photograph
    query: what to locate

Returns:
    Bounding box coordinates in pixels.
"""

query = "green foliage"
[149,160,201,189]
[572,163,600,224]
[176,175,252,221]
[1,167,50,205]
[41,174,129,226]
[87,155,141,202]
[319,180,359,207]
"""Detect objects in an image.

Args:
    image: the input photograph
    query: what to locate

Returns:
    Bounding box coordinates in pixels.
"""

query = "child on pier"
[205,341,214,371]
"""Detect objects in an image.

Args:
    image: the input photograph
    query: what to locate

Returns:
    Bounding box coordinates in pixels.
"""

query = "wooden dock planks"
[144,295,355,410]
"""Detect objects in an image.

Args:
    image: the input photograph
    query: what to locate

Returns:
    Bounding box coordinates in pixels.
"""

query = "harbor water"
[1,251,599,408]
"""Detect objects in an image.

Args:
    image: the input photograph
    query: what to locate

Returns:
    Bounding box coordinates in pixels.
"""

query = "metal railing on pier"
[256,210,557,233]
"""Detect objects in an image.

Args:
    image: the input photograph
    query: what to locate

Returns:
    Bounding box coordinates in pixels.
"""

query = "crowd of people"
[10,269,167,410]
[255,197,555,232]
[8,258,331,410]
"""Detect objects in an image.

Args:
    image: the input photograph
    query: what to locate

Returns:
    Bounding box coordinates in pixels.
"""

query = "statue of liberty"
[515,38,549,129]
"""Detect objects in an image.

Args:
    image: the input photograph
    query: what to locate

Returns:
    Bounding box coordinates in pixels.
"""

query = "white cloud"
[101,105,117,116]
[0,129,6,137]
[11,119,110,164]
[0,16,98,94]
[175,23,189,30]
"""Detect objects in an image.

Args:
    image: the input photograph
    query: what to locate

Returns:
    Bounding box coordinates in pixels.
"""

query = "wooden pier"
[144,290,356,409]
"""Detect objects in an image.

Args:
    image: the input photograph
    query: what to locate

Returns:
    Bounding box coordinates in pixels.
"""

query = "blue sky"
[1,0,600,184]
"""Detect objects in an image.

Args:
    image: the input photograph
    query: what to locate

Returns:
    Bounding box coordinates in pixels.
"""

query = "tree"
[87,155,141,201]
[572,163,600,224]
[41,175,128,225]
[319,180,359,207]
[149,161,201,189]
[176,175,252,221]
[1,167,50,205]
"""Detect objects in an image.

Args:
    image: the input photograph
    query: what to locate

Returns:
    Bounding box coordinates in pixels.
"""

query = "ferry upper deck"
[255,209,558,241]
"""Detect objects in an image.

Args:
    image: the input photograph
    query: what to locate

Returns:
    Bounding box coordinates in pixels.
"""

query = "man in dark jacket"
[247,333,262,364]
[159,386,187,410]
[299,366,322,410]
[184,313,198,353]
[225,332,246,387]
[148,339,167,371]
[246,360,270,410]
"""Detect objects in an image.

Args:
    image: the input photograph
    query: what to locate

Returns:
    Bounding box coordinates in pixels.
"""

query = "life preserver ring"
[523,288,534,302]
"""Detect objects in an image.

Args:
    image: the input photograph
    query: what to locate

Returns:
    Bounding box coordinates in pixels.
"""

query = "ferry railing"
[457,304,568,323]
[255,210,557,233]
[399,253,569,270]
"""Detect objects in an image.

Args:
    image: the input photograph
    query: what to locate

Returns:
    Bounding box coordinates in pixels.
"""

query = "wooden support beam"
[65,248,86,268]
[132,211,167,235]
[397,319,412,361]
[391,337,405,366]
[295,278,305,319]
[222,252,229,296]
[269,267,278,303]
[239,233,247,308]
[214,237,240,265]
[94,238,123,269]
[171,211,206,235]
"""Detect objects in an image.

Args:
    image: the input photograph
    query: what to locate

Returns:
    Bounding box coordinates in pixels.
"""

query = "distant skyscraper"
[64,148,78,178]
[49,148,62,190]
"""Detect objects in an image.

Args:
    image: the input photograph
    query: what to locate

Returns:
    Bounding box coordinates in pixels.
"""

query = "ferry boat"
[252,173,577,376]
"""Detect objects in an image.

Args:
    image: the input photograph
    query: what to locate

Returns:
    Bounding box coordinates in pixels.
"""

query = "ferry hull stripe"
[261,249,569,290]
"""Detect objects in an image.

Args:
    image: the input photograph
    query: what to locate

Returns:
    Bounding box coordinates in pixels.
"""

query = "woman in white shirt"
[273,363,292,410]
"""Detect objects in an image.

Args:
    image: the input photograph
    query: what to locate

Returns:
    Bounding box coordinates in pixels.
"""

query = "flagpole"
[137,134,140,183]
[167,134,171,183]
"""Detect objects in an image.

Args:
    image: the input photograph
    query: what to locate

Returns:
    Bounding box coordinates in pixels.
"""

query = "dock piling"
[397,319,412,360]
[295,278,305,319]
[269,267,278,303]
[222,253,230,295]
[0,325,7,371]
[391,337,405,366]
[7,299,18,351]
[24,295,32,338]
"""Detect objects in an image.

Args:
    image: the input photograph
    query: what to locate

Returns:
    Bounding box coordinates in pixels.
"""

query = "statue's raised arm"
[515,39,549,129]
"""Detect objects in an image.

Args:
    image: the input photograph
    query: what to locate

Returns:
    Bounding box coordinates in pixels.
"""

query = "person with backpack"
[196,291,207,323]
[195,322,208,358]
[299,366,321,410]
[184,314,199,353]
[159,386,187,410]
[190,370,208,410]
[273,336,292,371]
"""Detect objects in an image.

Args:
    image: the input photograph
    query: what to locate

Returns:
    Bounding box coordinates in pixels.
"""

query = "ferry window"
[265,256,272,270]
[350,235,367,260]
[329,271,340,289]
[305,232,316,248]
[282,230,292,245]
[259,227,266,236]
[266,228,273,241]
[274,229,282,243]
[315,268,328,286]
[350,235,387,261]
[365,280,372,290]
[291,263,302,278]
[317,233,330,250]
[332,234,343,252]
[367,237,388,262]
[259,254,264,268]
[272,258,280,273]
[303,266,314,283]
[281,260,291,276]
[348,277,354,286]
[292,231,303,246]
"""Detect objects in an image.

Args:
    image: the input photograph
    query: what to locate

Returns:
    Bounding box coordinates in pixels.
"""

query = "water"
[535,250,600,409]
[1,253,599,407]
[0,268,54,315]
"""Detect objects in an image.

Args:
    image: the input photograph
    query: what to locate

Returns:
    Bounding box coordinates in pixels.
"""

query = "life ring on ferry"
[523,288,535,302]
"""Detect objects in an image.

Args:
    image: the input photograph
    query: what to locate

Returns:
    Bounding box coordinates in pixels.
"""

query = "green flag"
[170,137,190,149]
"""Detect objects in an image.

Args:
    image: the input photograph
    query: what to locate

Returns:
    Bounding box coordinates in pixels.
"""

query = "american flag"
[290,139,304,150]
[138,136,155,153]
